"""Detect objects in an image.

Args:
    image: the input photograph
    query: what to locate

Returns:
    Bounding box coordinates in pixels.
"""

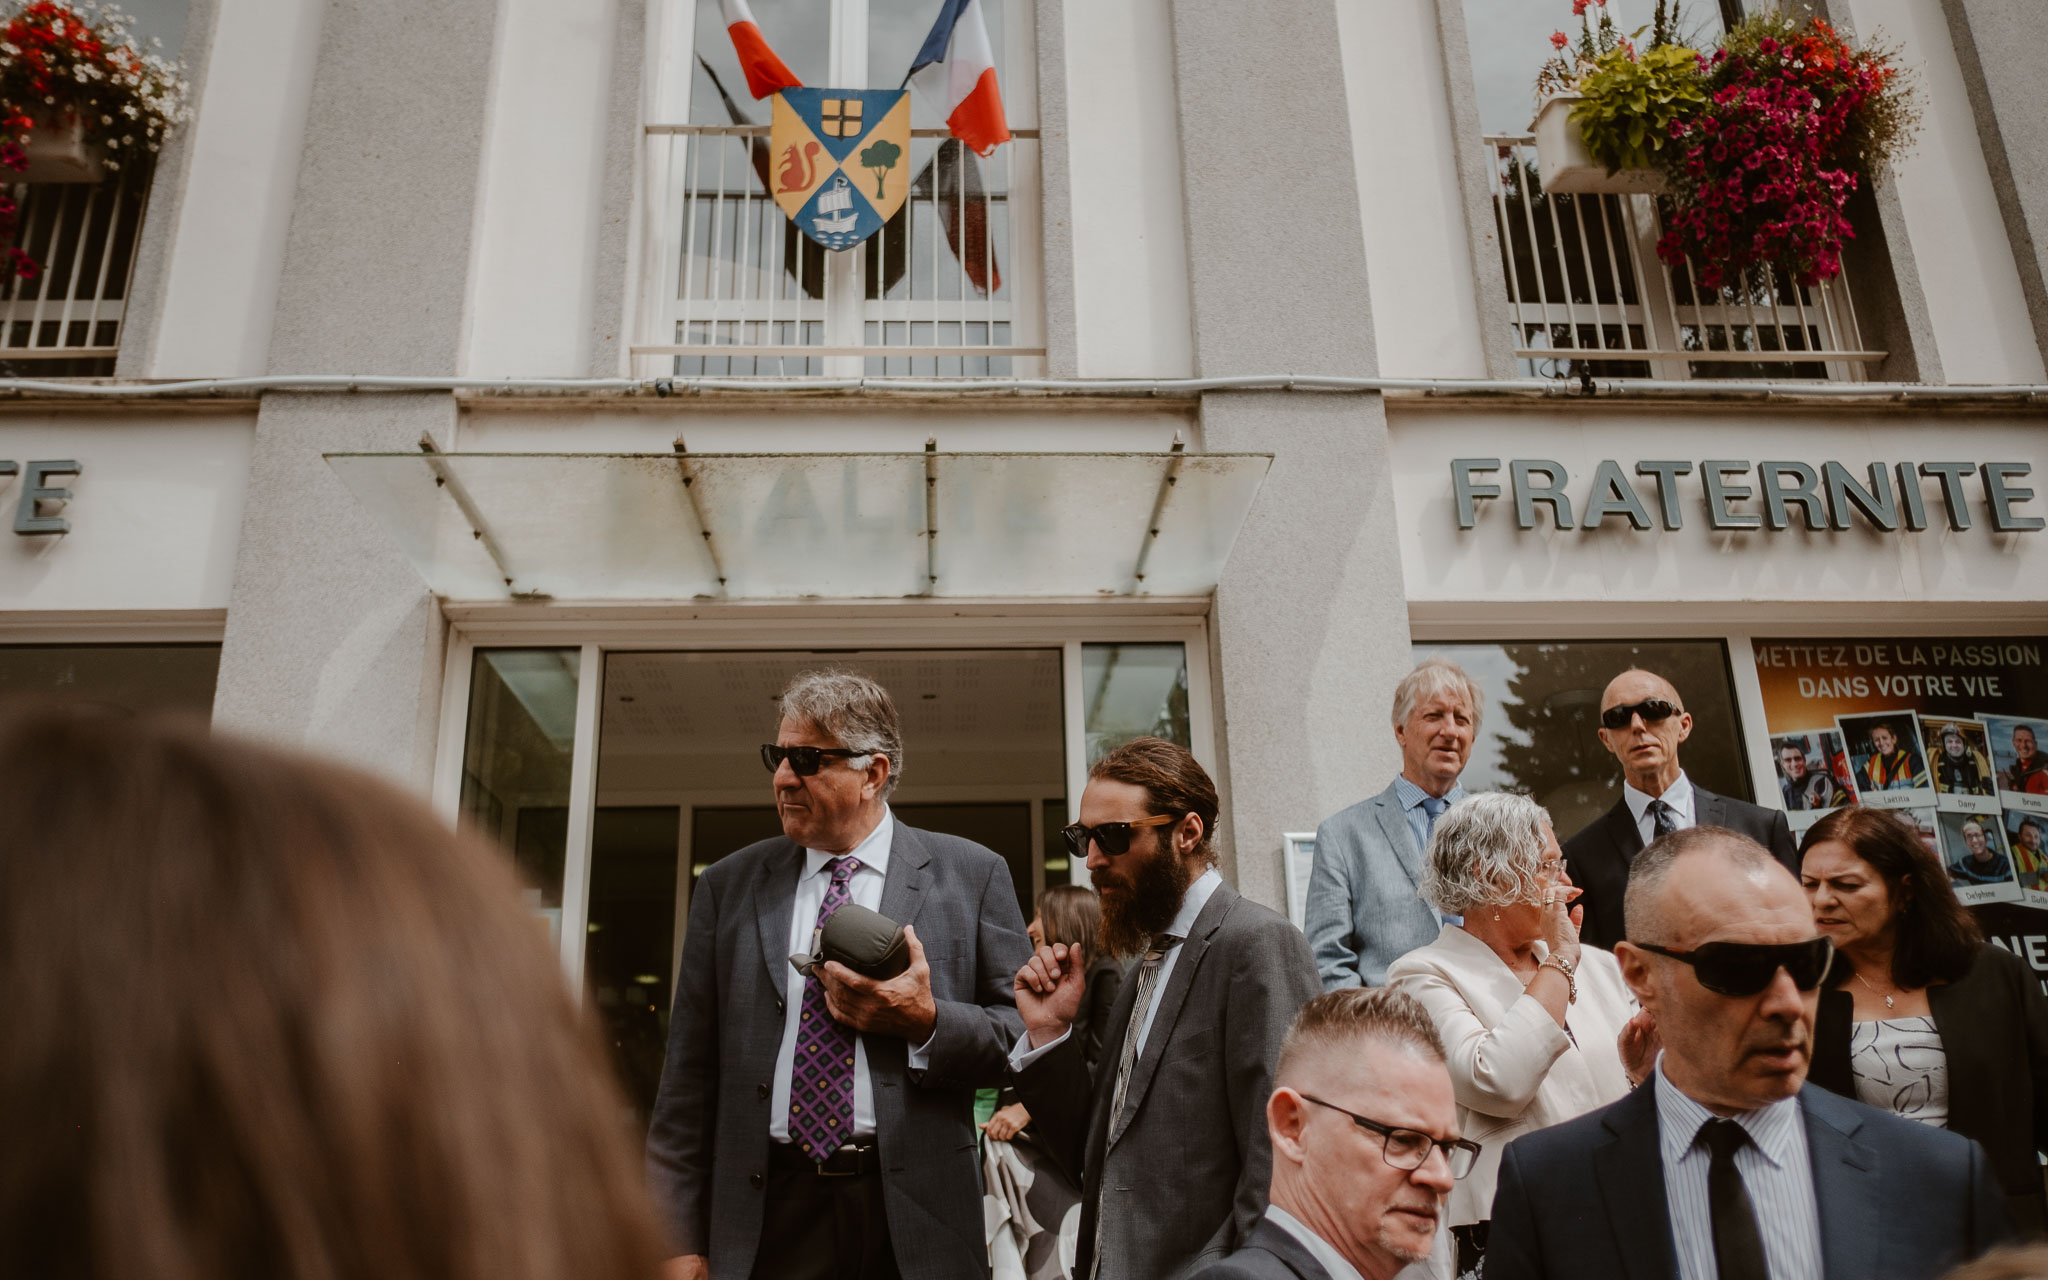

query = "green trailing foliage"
[1570,43,1706,173]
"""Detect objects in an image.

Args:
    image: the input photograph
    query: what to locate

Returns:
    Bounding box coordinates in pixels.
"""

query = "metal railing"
[0,160,150,375]
[1485,134,1881,380]
[635,124,1042,378]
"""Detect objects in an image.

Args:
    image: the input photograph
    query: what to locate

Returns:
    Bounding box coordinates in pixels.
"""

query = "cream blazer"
[1386,926,1635,1231]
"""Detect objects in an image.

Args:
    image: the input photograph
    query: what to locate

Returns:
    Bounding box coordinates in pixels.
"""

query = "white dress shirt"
[1653,1061,1824,1280]
[1009,866,1224,1070]
[769,808,933,1142]
[1624,771,1697,847]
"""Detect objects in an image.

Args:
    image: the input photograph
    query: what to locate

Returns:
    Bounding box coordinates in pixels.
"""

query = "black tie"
[1698,1119,1768,1280]
[1650,799,1680,840]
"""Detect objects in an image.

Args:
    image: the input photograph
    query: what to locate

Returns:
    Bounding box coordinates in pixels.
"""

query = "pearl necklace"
[1853,968,1896,1010]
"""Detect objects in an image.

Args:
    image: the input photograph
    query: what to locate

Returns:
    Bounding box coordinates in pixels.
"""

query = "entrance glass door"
[449,629,1208,1129]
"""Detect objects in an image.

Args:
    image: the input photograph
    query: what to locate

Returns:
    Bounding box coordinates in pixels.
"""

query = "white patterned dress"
[1847,1016,1950,1127]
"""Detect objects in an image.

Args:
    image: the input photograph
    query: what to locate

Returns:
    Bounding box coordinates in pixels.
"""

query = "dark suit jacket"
[1486,1081,2010,1280]
[1186,1217,1334,1280]
[1811,941,2048,1234]
[645,822,1031,1280]
[1563,786,1797,950]
[1013,880,1321,1280]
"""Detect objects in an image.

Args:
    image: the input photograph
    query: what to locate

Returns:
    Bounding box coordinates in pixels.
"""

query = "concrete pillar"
[212,0,500,784]
[1167,0,1412,905]
[1940,0,2048,369]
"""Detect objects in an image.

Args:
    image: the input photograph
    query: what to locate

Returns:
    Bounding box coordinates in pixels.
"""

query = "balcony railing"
[635,124,1041,378]
[0,160,151,376]
[1485,134,1882,380]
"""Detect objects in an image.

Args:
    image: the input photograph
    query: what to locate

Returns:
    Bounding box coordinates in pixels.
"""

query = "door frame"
[431,603,1216,987]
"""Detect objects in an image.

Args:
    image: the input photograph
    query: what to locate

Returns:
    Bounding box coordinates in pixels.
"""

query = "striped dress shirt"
[1654,1063,1825,1280]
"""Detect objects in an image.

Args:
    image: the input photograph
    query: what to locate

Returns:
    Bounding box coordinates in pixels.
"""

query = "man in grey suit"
[1012,736,1321,1280]
[647,671,1031,1280]
[1563,668,1797,951]
[1190,987,1472,1280]
[1306,657,1482,988]
[1488,827,2009,1279]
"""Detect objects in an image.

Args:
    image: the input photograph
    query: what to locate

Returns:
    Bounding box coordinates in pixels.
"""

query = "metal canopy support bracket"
[1130,434,1186,593]
[418,432,524,599]
[923,437,939,596]
[672,435,729,598]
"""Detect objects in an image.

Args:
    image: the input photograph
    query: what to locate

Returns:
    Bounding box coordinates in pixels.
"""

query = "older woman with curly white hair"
[1386,791,1658,1280]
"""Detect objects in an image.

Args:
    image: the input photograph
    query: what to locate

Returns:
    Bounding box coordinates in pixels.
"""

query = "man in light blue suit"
[1305,657,1482,989]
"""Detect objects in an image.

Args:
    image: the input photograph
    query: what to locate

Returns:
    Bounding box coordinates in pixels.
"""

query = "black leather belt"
[768,1139,881,1177]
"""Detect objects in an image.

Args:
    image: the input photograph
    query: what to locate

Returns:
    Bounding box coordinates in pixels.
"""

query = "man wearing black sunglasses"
[648,671,1032,1280]
[1011,737,1319,1280]
[1563,669,1796,951]
[1487,827,2009,1280]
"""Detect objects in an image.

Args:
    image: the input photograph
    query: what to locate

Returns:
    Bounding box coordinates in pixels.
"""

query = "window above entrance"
[325,449,1269,603]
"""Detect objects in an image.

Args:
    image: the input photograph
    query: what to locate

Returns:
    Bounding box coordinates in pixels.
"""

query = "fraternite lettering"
[0,460,79,536]
[1451,459,2041,536]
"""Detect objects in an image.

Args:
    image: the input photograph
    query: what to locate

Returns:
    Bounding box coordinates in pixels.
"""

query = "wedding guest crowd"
[14,656,2045,1280]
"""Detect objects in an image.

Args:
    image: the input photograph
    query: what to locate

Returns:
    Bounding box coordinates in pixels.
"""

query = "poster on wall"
[1753,637,2048,933]
[1770,729,1855,832]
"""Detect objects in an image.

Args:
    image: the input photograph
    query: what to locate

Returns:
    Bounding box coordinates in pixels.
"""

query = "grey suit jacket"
[1013,880,1321,1280]
[1186,1217,1334,1280]
[1305,781,1444,989]
[1485,1082,2011,1280]
[645,821,1031,1280]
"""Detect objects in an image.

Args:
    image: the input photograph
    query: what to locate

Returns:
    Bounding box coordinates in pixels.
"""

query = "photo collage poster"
[1754,637,2048,914]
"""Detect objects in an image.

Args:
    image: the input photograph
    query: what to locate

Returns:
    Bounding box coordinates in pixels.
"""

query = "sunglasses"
[1600,697,1679,731]
[760,743,870,776]
[1059,814,1179,858]
[1298,1095,1482,1180]
[1631,937,1835,997]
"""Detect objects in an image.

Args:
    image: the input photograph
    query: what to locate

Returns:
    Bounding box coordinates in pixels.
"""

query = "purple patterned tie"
[788,855,863,1161]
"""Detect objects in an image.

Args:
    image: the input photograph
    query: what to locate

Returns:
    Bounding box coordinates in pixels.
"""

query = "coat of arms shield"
[769,87,912,251]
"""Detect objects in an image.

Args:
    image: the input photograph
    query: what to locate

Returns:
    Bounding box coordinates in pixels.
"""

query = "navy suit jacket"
[645,822,1031,1280]
[1486,1082,2011,1280]
[1563,787,1797,951]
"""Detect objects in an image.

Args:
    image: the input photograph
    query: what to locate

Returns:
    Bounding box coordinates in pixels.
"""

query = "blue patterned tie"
[788,855,862,1161]
[1422,796,1458,924]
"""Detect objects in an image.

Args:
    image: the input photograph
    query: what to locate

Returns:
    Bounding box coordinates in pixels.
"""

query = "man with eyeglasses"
[1190,987,1477,1280]
[647,670,1031,1280]
[1563,669,1796,950]
[1487,827,2009,1280]
[1011,736,1320,1280]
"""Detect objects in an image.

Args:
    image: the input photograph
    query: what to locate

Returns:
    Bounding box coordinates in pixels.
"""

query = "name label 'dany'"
[1450,459,2045,534]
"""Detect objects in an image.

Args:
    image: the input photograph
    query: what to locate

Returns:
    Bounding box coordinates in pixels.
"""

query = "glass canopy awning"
[324,450,1273,602]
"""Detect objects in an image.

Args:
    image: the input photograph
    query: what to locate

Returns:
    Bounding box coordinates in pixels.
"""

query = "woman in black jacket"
[1801,806,2048,1234]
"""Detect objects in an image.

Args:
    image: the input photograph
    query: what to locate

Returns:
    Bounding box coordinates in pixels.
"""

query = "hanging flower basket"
[14,111,101,182]
[1531,94,1664,195]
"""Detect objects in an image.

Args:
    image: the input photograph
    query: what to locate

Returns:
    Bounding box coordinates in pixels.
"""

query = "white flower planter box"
[1532,94,1664,196]
[15,114,105,183]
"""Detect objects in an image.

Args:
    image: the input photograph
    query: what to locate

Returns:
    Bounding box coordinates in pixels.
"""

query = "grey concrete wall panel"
[1940,0,2048,366]
[115,0,222,377]
[1431,0,1519,379]
[264,0,501,375]
[1167,0,1377,376]
[213,393,448,788]
[589,0,644,377]
[1202,391,1411,909]
[1035,0,1079,378]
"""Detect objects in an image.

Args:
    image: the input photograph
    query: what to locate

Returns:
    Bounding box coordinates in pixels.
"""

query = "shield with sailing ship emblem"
[768,87,911,251]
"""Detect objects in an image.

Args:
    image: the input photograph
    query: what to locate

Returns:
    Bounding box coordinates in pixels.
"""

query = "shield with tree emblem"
[768,87,911,251]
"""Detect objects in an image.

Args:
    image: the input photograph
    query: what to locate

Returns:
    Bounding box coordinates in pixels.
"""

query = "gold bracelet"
[1539,953,1578,1005]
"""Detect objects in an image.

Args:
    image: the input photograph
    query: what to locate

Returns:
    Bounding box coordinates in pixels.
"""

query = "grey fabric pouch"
[789,902,911,980]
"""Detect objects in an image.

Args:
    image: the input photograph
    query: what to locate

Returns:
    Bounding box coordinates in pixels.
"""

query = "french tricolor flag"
[907,0,1011,157]
[720,0,801,99]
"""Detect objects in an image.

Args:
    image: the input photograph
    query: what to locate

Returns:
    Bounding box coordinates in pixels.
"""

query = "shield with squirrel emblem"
[769,87,911,251]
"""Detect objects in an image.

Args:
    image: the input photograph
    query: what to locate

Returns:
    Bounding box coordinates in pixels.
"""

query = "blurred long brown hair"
[0,707,667,1280]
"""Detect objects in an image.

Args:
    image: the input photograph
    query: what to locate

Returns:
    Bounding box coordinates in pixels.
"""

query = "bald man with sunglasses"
[1563,669,1797,951]
[1486,827,2009,1280]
